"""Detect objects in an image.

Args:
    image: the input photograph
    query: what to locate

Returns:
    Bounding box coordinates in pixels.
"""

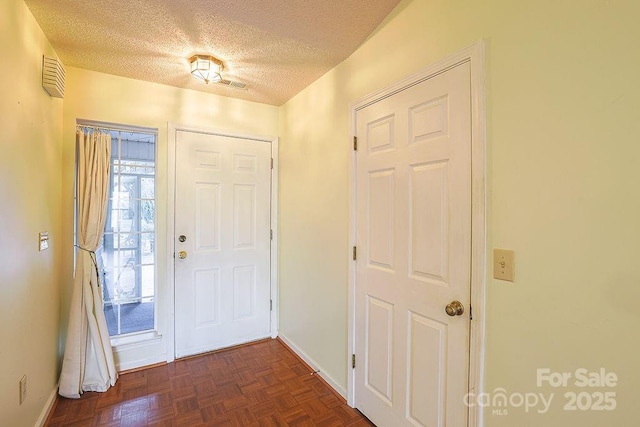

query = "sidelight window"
[91,125,157,336]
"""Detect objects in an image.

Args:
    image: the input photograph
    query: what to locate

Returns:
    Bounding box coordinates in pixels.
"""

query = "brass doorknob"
[445,300,464,316]
[178,251,187,259]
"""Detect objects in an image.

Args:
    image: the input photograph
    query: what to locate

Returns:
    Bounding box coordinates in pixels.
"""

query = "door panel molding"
[348,40,486,427]
[167,123,279,362]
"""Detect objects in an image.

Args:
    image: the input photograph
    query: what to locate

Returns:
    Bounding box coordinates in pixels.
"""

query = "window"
[85,124,157,337]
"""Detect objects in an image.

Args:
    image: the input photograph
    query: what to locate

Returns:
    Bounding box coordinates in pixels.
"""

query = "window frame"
[76,119,159,340]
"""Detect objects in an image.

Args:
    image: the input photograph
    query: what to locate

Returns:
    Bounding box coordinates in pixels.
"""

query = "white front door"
[355,62,472,426]
[174,130,272,358]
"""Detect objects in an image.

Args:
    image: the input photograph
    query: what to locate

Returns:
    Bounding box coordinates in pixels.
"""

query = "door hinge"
[353,136,357,151]
[352,246,357,261]
[271,158,274,169]
[270,229,273,240]
[270,299,273,311]
[352,354,356,369]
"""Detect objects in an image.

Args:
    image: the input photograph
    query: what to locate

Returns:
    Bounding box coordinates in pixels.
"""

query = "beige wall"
[4,0,639,424]
[278,0,639,424]
[0,0,63,425]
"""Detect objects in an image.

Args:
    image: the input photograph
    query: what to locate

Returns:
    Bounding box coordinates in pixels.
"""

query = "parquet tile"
[45,338,374,426]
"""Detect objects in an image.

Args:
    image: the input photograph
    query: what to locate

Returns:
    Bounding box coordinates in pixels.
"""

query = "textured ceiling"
[24,0,401,106]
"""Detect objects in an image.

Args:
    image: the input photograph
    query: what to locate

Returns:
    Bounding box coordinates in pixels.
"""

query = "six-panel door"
[355,62,472,426]
[174,130,272,358]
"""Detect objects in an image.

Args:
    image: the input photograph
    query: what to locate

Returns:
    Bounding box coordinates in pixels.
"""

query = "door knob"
[178,251,187,259]
[445,300,464,317]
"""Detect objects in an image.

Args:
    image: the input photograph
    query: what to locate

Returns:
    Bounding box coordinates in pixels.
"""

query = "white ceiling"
[24,0,401,106]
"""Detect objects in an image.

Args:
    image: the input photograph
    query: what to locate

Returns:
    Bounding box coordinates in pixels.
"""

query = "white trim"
[35,387,58,427]
[278,333,347,399]
[270,138,280,338]
[114,354,168,372]
[110,330,162,347]
[166,124,177,364]
[112,333,167,371]
[467,40,488,427]
[347,40,487,427]
[167,122,279,360]
[76,118,158,134]
[347,100,358,407]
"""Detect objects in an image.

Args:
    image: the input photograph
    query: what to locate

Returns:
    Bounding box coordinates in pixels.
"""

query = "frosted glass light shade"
[189,55,223,84]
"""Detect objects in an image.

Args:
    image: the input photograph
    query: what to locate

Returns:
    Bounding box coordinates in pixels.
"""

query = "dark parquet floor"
[45,338,374,426]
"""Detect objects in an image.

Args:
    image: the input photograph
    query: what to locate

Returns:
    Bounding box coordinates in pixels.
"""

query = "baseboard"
[36,386,58,427]
[277,333,347,399]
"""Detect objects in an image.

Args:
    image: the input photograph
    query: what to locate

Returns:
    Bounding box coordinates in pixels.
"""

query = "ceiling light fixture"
[189,54,223,84]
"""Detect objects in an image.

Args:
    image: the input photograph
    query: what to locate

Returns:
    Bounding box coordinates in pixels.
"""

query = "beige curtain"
[59,128,117,399]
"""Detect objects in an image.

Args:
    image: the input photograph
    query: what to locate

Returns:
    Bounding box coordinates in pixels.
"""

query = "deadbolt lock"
[178,251,187,259]
[179,235,186,242]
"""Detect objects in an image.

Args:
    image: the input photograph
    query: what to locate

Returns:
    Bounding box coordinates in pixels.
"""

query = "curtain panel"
[59,128,117,399]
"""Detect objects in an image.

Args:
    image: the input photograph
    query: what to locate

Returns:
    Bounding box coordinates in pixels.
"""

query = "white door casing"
[349,41,486,427]
[172,128,275,358]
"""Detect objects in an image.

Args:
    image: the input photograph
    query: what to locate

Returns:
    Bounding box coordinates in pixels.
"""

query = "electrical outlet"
[19,375,27,405]
[493,249,515,282]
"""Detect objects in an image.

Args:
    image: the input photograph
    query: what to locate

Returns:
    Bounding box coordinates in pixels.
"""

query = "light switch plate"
[493,249,515,282]
[39,232,49,251]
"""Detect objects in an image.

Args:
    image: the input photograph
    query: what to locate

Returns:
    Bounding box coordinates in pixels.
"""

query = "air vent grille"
[42,56,65,98]
[219,79,247,89]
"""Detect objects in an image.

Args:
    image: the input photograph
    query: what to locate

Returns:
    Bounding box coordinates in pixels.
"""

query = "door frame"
[166,123,279,362]
[347,40,487,426]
